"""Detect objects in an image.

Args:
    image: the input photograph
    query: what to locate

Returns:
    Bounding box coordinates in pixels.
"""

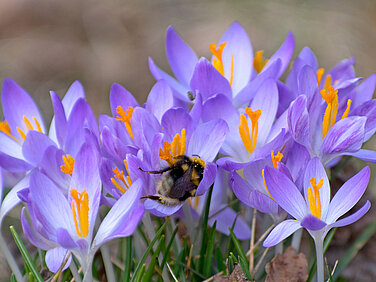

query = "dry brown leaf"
[265,246,308,282]
[213,264,249,282]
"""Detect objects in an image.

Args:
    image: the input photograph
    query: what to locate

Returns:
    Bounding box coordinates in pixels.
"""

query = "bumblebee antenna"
[192,154,201,158]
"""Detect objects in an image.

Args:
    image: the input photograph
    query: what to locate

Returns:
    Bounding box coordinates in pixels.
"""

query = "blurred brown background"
[1,0,376,280]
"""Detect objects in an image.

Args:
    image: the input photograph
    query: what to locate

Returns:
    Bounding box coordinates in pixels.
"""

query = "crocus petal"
[196,162,217,196]
[1,78,45,135]
[298,65,319,104]
[263,219,302,247]
[0,174,30,223]
[148,57,189,100]
[328,57,355,82]
[94,179,144,248]
[190,93,202,126]
[146,80,173,122]
[166,26,198,87]
[264,166,307,220]
[350,100,376,141]
[263,31,294,78]
[161,108,193,141]
[22,131,56,166]
[190,58,232,101]
[329,201,371,228]
[50,91,68,148]
[144,199,183,217]
[202,94,238,125]
[347,149,376,163]
[288,95,311,149]
[21,208,53,250]
[300,214,326,231]
[321,116,366,164]
[46,247,72,273]
[249,190,279,214]
[298,46,318,70]
[109,83,138,117]
[0,168,2,202]
[0,134,32,172]
[326,166,370,224]
[249,79,279,146]
[208,206,251,240]
[62,81,85,117]
[187,119,228,162]
[219,22,253,94]
[56,228,78,249]
[353,74,376,108]
[303,157,330,220]
[230,171,253,206]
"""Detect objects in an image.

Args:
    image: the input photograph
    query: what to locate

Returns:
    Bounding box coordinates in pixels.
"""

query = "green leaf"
[10,226,44,282]
[238,255,253,280]
[332,220,376,280]
[143,235,165,281]
[325,258,333,282]
[198,185,214,273]
[307,228,337,282]
[203,221,217,277]
[134,264,145,282]
[131,221,167,282]
[161,226,178,270]
[123,236,133,282]
[215,247,225,273]
[228,227,248,267]
[10,273,17,282]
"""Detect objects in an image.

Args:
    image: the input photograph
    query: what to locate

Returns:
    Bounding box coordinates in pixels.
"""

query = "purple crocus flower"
[149,22,294,105]
[19,143,144,276]
[263,157,370,281]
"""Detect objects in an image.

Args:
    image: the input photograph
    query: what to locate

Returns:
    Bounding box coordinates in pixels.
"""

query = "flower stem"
[249,208,257,276]
[0,232,23,281]
[314,237,324,282]
[100,245,116,282]
[291,229,303,251]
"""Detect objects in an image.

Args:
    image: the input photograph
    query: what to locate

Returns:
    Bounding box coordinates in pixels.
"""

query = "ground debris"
[212,264,250,282]
[265,246,308,282]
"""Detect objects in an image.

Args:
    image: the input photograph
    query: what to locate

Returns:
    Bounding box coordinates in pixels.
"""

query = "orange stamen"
[307,177,323,219]
[253,50,268,73]
[159,129,186,165]
[61,155,75,175]
[321,86,339,139]
[262,169,274,201]
[110,159,133,194]
[71,189,89,238]
[341,99,352,120]
[115,106,134,139]
[0,120,20,142]
[238,108,261,154]
[209,42,234,86]
[271,151,283,169]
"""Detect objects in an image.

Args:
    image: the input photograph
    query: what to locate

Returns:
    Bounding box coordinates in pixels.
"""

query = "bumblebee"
[140,155,205,206]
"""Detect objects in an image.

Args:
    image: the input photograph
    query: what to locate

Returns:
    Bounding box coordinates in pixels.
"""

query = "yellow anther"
[61,155,75,175]
[262,169,274,201]
[160,129,186,166]
[324,75,332,90]
[0,120,20,142]
[71,189,89,238]
[321,86,339,139]
[115,106,134,139]
[188,196,201,210]
[341,99,352,120]
[307,177,323,219]
[32,117,43,133]
[238,108,261,154]
[110,159,133,194]
[17,127,27,140]
[253,50,268,73]
[317,68,325,86]
[271,151,283,169]
[209,42,234,86]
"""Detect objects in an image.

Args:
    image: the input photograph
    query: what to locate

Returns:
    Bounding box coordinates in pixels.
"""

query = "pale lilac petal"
[0,168,2,202]
[276,81,295,117]
[109,83,138,117]
[264,166,307,220]
[209,206,251,240]
[148,57,189,100]
[196,162,217,196]
[56,228,78,249]
[249,190,279,214]
[190,58,232,101]
[301,214,326,231]
[219,22,253,94]
[50,91,68,147]
[190,93,202,125]
[350,100,376,141]
[326,167,370,224]
[298,47,318,70]
[353,74,376,108]
[263,219,302,247]
[347,149,376,163]
[146,80,173,122]
[328,57,355,82]
[21,208,53,250]
[251,129,287,161]
[187,119,228,162]
[230,171,253,206]
[0,174,30,222]
[298,65,319,104]
[285,142,310,186]
[321,116,366,164]
[288,95,311,149]
[250,79,279,146]
[166,26,198,87]
[161,108,193,141]
[62,81,85,117]
[330,201,370,228]
[202,94,238,125]
[0,134,32,172]
[94,179,144,248]
[263,31,294,78]
[22,132,56,166]
[1,78,45,135]
[144,199,183,217]
[46,247,71,273]
[243,159,270,196]
[303,157,330,220]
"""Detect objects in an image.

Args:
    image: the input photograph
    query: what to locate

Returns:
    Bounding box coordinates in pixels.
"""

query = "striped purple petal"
[263,219,302,247]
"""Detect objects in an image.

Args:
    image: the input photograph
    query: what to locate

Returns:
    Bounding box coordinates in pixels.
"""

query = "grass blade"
[203,221,217,277]
[10,226,43,282]
[228,227,248,267]
[160,226,178,270]
[143,235,165,281]
[123,236,133,282]
[131,221,167,282]
[332,220,376,280]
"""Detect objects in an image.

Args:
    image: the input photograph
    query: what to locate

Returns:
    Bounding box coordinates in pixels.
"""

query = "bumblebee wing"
[168,171,197,201]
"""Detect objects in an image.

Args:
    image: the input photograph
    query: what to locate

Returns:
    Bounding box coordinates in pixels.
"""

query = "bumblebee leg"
[138,166,173,174]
